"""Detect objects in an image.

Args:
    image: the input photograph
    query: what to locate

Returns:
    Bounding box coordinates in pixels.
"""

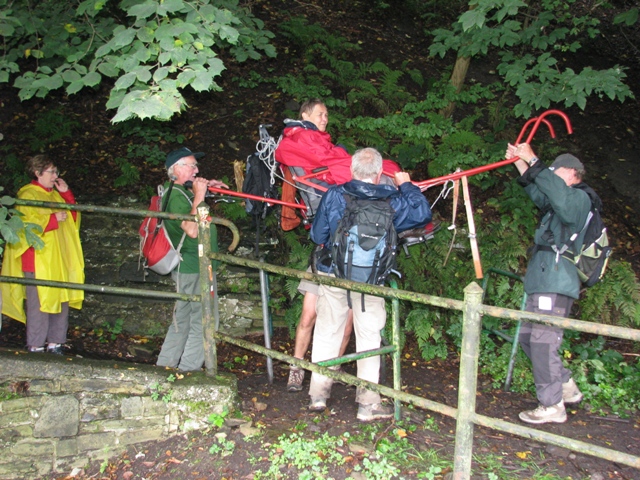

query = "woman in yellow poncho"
[1,155,84,354]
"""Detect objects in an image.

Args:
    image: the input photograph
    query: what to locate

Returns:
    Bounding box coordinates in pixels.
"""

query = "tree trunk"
[440,55,471,119]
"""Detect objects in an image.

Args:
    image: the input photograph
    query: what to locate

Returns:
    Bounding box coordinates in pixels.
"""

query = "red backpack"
[139,183,190,275]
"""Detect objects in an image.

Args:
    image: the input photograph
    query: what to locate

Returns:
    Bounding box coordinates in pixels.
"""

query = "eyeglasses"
[43,169,59,176]
[178,162,198,169]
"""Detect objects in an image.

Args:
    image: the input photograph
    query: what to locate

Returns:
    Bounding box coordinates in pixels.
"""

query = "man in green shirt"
[156,147,227,372]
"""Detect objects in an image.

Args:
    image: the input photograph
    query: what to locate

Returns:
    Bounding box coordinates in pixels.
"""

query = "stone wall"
[0,348,237,480]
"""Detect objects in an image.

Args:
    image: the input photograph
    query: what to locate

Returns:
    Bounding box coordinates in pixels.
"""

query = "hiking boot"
[519,402,567,424]
[47,344,64,355]
[562,378,583,404]
[308,397,327,411]
[287,366,305,392]
[357,403,394,422]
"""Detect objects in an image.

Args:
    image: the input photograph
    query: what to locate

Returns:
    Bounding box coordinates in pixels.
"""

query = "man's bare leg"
[288,292,353,391]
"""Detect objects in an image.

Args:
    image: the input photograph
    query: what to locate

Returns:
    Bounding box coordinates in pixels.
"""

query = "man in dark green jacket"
[506,142,592,425]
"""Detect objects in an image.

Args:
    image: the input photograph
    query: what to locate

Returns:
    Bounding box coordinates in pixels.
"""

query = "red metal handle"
[206,186,307,210]
[414,109,573,191]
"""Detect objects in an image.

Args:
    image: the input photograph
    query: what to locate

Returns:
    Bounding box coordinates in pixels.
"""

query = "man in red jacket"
[276,99,359,392]
[276,99,400,185]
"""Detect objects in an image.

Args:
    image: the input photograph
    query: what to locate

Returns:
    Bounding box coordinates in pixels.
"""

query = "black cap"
[165,147,205,168]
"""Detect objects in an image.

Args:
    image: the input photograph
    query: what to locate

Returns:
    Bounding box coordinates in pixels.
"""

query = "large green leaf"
[191,70,213,91]
[83,71,102,86]
[114,72,136,90]
[113,28,137,48]
[128,1,157,20]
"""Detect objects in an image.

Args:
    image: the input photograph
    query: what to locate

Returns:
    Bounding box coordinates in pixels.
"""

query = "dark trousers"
[520,293,574,406]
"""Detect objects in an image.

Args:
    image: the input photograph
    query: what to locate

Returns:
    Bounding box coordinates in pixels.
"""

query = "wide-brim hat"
[550,153,584,171]
[165,147,205,168]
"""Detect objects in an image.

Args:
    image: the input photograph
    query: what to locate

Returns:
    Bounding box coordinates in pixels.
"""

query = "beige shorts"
[297,266,319,296]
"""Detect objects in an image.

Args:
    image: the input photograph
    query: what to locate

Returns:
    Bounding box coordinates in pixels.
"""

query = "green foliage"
[27,107,79,152]
[207,408,229,427]
[113,157,141,188]
[578,259,640,328]
[111,118,186,188]
[404,308,450,361]
[480,335,535,393]
[253,432,347,479]
[280,230,314,335]
[343,80,498,170]
[94,317,124,343]
[568,334,639,417]
[1,0,276,122]
[430,0,634,117]
[0,188,44,256]
[276,18,423,120]
[215,198,247,222]
[0,149,30,192]
[614,7,639,26]
[150,375,175,403]
[208,435,236,456]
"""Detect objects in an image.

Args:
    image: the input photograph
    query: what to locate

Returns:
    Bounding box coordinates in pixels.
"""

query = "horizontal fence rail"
[11,198,241,251]
[2,197,638,478]
[210,251,640,475]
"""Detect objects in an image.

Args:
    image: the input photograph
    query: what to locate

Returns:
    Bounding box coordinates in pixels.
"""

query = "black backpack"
[331,195,398,310]
[242,152,278,219]
[544,183,612,287]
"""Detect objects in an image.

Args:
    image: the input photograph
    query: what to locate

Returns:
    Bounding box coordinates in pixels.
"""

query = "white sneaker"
[562,378,583,404]
[519,402,567,424]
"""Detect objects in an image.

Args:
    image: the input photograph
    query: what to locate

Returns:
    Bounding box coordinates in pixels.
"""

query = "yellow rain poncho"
[1,183,84,323]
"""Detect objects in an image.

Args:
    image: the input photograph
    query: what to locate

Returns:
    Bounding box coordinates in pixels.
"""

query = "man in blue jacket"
[507,142,591,424]
[308,147,432,421]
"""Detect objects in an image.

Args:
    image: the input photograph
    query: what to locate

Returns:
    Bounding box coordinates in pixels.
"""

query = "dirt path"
[1,325,629,480]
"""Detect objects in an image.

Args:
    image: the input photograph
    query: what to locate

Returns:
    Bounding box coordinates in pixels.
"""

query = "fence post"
[453,281,484,479]
[197,203,217,376]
